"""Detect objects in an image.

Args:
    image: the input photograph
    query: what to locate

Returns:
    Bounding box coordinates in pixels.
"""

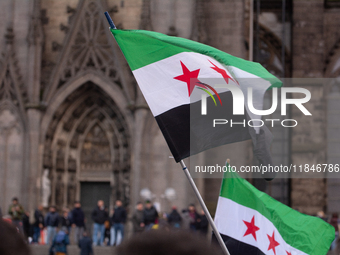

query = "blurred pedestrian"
[188,204,200,231]
[50,227,70,255]
[167,206,182,229]
[91,200,108,246]
[33,205,45,243]
[22,211,32,242]
[198,210,208,236]
[71,201,85,244]
[110,200,127,246]
[180,209,191,230]
[60,208,72,234]
[78,231,93,255]
[45,206,59,245]
[143,200,158,230]
[8,197,25,235]
[104,210,111,246]
[132,202,145,234]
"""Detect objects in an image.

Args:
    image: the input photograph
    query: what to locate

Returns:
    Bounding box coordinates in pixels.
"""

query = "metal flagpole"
[104,12,230,255]
[180,160,230,255]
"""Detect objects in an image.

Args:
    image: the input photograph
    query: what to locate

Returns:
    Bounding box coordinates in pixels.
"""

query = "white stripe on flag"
[132,52,236,117]
[214,196,308,255]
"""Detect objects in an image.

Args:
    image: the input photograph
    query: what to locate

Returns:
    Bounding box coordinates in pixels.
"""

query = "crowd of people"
[2,198,93,255]
[131,202,209,236]
[89,200,209,247]
[2,197,211,255]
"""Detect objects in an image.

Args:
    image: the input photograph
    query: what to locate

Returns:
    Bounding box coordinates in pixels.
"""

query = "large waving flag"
[214,169,335,255]
[111,29,281,162]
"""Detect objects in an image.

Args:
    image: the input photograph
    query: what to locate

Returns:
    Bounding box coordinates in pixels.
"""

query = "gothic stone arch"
[41,80,131,210]
[38,0,134,211]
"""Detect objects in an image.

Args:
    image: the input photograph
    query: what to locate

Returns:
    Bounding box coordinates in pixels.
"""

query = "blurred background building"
[0,0,340,225]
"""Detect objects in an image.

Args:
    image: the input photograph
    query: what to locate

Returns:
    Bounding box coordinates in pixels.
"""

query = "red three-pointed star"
[174,61,201,97]
[267,231,280,255]
[286,251,292,255]
[243,216,260,240]
[208,59,236,84]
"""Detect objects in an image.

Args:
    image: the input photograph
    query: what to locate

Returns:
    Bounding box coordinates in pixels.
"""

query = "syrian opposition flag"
[111,29,281,162]
[214,169,335,255]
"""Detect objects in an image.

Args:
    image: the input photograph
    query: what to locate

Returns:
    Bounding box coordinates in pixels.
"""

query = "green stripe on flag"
[112,29,190,71]
[220,170,334,255]
[111,29,282,88]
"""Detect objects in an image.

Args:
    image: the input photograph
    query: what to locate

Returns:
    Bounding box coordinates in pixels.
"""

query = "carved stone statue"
[42,169,51,207]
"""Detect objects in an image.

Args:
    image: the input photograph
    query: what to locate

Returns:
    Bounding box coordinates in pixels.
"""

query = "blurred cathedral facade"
[1,0,340,224]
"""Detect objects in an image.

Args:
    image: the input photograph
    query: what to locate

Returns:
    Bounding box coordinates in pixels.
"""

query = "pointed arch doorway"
[42,81,131,213]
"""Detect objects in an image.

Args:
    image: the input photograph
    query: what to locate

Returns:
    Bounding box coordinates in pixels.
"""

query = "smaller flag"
[214,164,335,255]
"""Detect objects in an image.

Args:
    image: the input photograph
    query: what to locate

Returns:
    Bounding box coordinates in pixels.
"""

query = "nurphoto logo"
[199,84,312,128]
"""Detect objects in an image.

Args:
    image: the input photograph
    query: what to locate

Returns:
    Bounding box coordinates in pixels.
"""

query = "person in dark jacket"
[198,210,208,236]
[78,231,93,255]
[71,201,85,244]
[143,201,158,230]
[91,200,108,246]
[188,204,200,231]
[50,228,70,255]
[33,205,44,243]
[45,206,59,245]
[60,208,72,234]
[110,200,127,246]
[22,211,32,241]
[167,206,182,229]
[132,202,145,234]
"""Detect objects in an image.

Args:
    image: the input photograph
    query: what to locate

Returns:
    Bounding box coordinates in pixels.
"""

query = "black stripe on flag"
[212,232,265,255]
[155,91,251,162]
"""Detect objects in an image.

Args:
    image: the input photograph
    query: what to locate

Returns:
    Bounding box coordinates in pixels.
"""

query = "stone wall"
[290,0,340,214]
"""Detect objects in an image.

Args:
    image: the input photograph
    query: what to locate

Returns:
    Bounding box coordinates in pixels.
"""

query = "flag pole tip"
[104,11,116,29]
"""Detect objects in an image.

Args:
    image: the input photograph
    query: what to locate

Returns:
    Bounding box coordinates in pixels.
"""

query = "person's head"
[332,213,338,218]
[201,210,205,215]
[145,200,152,209]
[317,211,325,218]
[0,220,31,255]
[74,201,81,208]
[136,202,143,211]
[98,200,104,208]
[172,206,177,211]
[116,231,222,255]
[38,205,44,211]
[83,231,88,237]
[188,204,195,212]
[116,200,123,207]
[12,197,18,205]
[49,206,56,213]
